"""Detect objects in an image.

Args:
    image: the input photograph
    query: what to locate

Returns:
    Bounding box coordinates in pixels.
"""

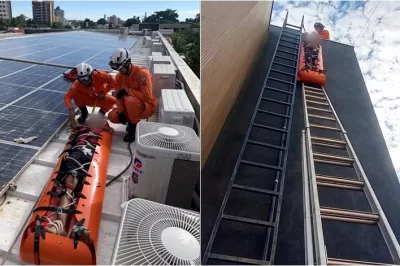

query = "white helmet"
[76,62,93,77]
[109,48,131,70]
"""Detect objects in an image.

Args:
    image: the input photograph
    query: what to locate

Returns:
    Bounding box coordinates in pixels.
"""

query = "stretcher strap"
[33,206,82,215]
[34,214,46,265]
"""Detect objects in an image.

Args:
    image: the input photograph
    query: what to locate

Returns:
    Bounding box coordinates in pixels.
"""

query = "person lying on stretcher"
[44,114,111,245]
[303,32,321,68]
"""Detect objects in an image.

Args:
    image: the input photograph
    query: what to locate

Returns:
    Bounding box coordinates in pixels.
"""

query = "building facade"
[201,1,273,166]
[0,1,12,20]
[107,15,119,26]
[54,6,64,21]
[32,0,54,26]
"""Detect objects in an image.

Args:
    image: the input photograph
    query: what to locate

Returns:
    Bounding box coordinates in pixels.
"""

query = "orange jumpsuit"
[318,30,330,40]
[64,71,116,112]
[108,65,157,124]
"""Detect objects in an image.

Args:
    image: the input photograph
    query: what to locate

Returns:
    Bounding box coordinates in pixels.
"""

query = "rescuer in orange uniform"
[64,62,116,124]
[314,22,330,40]
[107,48,157,142]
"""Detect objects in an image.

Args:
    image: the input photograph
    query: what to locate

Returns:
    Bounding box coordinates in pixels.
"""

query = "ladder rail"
[302,130,314,265]
[321,87,400,262]
[302,83,327,264]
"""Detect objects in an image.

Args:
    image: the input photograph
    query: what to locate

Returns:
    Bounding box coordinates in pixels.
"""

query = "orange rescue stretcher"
[297,42,327,86]
[20,123,114,265]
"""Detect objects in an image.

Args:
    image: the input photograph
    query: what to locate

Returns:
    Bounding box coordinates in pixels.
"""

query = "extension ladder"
[203,13,304,265]
[301,84,400,264]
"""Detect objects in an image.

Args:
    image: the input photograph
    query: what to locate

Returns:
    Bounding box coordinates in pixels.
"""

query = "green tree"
[52,22,62,29]
[143,9,179,24]
[97,18,107,25]
[82,18,96,29]
[124,16,141,27]
[171,30,199,77]
[185,13,200,24]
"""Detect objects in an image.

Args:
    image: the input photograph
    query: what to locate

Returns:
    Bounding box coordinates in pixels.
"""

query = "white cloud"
[272,1,400,178]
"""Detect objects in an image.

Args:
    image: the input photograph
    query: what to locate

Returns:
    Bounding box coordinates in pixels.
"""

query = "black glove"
[118,112,127,125]
[116,88,128,100]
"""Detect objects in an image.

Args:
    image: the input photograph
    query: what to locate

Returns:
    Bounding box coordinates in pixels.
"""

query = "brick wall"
[201,1,273,166]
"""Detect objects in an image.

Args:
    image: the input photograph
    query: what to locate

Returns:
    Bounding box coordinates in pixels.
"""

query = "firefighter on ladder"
[107,48,157,143]
[64,62,116,125]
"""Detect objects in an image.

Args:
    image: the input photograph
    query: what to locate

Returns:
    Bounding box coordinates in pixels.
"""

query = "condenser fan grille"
[137,122,200,154]
[112,199,200,265]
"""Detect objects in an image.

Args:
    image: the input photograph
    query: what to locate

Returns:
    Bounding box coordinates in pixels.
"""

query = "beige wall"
[201,1,273,167]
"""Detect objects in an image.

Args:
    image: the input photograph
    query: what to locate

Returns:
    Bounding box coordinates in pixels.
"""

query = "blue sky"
[11,1,199,21]
[271,1,400,178]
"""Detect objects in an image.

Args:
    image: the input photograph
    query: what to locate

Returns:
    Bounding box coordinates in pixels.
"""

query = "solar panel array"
[0,31,138,193]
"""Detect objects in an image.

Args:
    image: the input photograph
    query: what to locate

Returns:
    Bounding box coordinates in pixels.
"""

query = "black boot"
[123,123,136,143]
[77,106,88,124]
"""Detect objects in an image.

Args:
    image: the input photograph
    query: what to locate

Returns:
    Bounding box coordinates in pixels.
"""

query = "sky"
[11,1,199,21]
[271,0,400,178]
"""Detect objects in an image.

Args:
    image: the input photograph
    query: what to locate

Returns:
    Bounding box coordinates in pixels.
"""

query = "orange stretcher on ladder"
[297,43,327,86]
[20,123,114,265]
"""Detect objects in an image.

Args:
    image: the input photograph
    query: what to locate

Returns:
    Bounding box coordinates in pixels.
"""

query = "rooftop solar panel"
[21,65,67,78]
[0,106,67,147]
[41,76,72,92]
[0,73,54,88]
[0,83,33,106]
[0,143,37,191]
[13,90,69,114]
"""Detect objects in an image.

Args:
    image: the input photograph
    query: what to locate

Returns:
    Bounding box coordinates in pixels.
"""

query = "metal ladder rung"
[268,77,294,85]
[307,106,331,113]
[305,90,325,96]
[222,214,275,227]
[311,136,346,145]
[277,49,298,56]
[327,258,385,265]
[241,160,283,171]
[253,123,288,133]
[286,24,302,29]
[261,97,291,106]
[316,175,364,190]
[306,94,327,101]
[258,109,290,118]
[314,158,353,167]
[265,86,294,95]
[306,100,329,106]
[281,33,300,40]
[283,29,300,35]
[278,43,298,50]
[247,140,286,151]
[280,38,299,45]
[316,174,364,185]
[270,68,295,77]
[275,54,297,62]
[308,114,336,121]
[311,136,346,149]
[320,207,379,224]
[304,87,324,94]
[309,123,341,131]
[314,152,354,163]
[209,253,271,265]
[272,61,296,69]
[232,184,280,196]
